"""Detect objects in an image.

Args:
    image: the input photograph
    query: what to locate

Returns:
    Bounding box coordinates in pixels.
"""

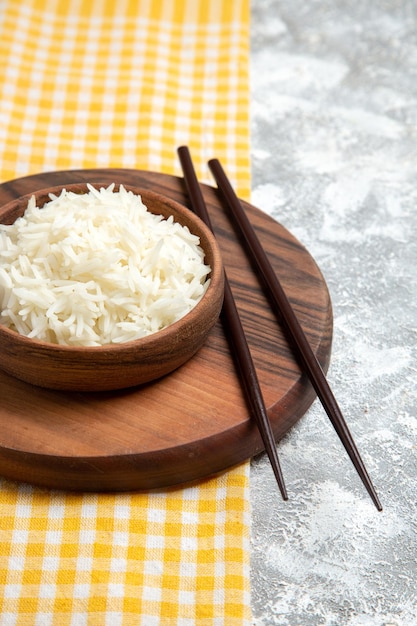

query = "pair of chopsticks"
[178,146,382,512]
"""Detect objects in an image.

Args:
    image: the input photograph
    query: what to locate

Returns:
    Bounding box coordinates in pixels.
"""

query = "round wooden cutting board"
[0,168,333,491]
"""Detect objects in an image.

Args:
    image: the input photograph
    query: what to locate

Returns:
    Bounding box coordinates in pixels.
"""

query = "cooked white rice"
[0,184,211,346]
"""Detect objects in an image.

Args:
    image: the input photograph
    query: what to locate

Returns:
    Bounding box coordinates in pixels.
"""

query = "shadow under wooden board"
[0,168,333,492]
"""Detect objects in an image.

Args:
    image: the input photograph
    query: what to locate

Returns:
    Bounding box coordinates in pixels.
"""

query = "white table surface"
[249,1,417,624]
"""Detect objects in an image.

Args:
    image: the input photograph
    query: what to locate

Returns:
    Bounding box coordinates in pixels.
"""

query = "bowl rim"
[0,182,224,352]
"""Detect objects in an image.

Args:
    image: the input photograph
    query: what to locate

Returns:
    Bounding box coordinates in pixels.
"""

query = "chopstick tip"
[270,459,288,501]
[373,494,383,512]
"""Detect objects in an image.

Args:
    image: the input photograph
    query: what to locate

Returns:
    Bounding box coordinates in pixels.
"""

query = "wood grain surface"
[0,168,333,491]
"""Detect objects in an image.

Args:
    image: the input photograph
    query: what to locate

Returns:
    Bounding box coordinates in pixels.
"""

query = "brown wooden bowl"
[0,183,224,391]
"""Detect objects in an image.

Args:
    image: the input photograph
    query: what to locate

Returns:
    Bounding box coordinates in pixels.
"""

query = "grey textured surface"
[249,1,417,625]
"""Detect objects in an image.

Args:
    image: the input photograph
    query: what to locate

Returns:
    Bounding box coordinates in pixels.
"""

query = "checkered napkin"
[0,1,252,624]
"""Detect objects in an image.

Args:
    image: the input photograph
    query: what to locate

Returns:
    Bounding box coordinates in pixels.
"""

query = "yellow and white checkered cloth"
[0,1,252,624]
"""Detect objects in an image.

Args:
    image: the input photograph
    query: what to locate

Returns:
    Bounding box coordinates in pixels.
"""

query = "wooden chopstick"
[177,146,288,501]
[208,158,383,512]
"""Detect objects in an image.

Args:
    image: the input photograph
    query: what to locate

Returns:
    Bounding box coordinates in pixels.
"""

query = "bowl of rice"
[0,182,224,391]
